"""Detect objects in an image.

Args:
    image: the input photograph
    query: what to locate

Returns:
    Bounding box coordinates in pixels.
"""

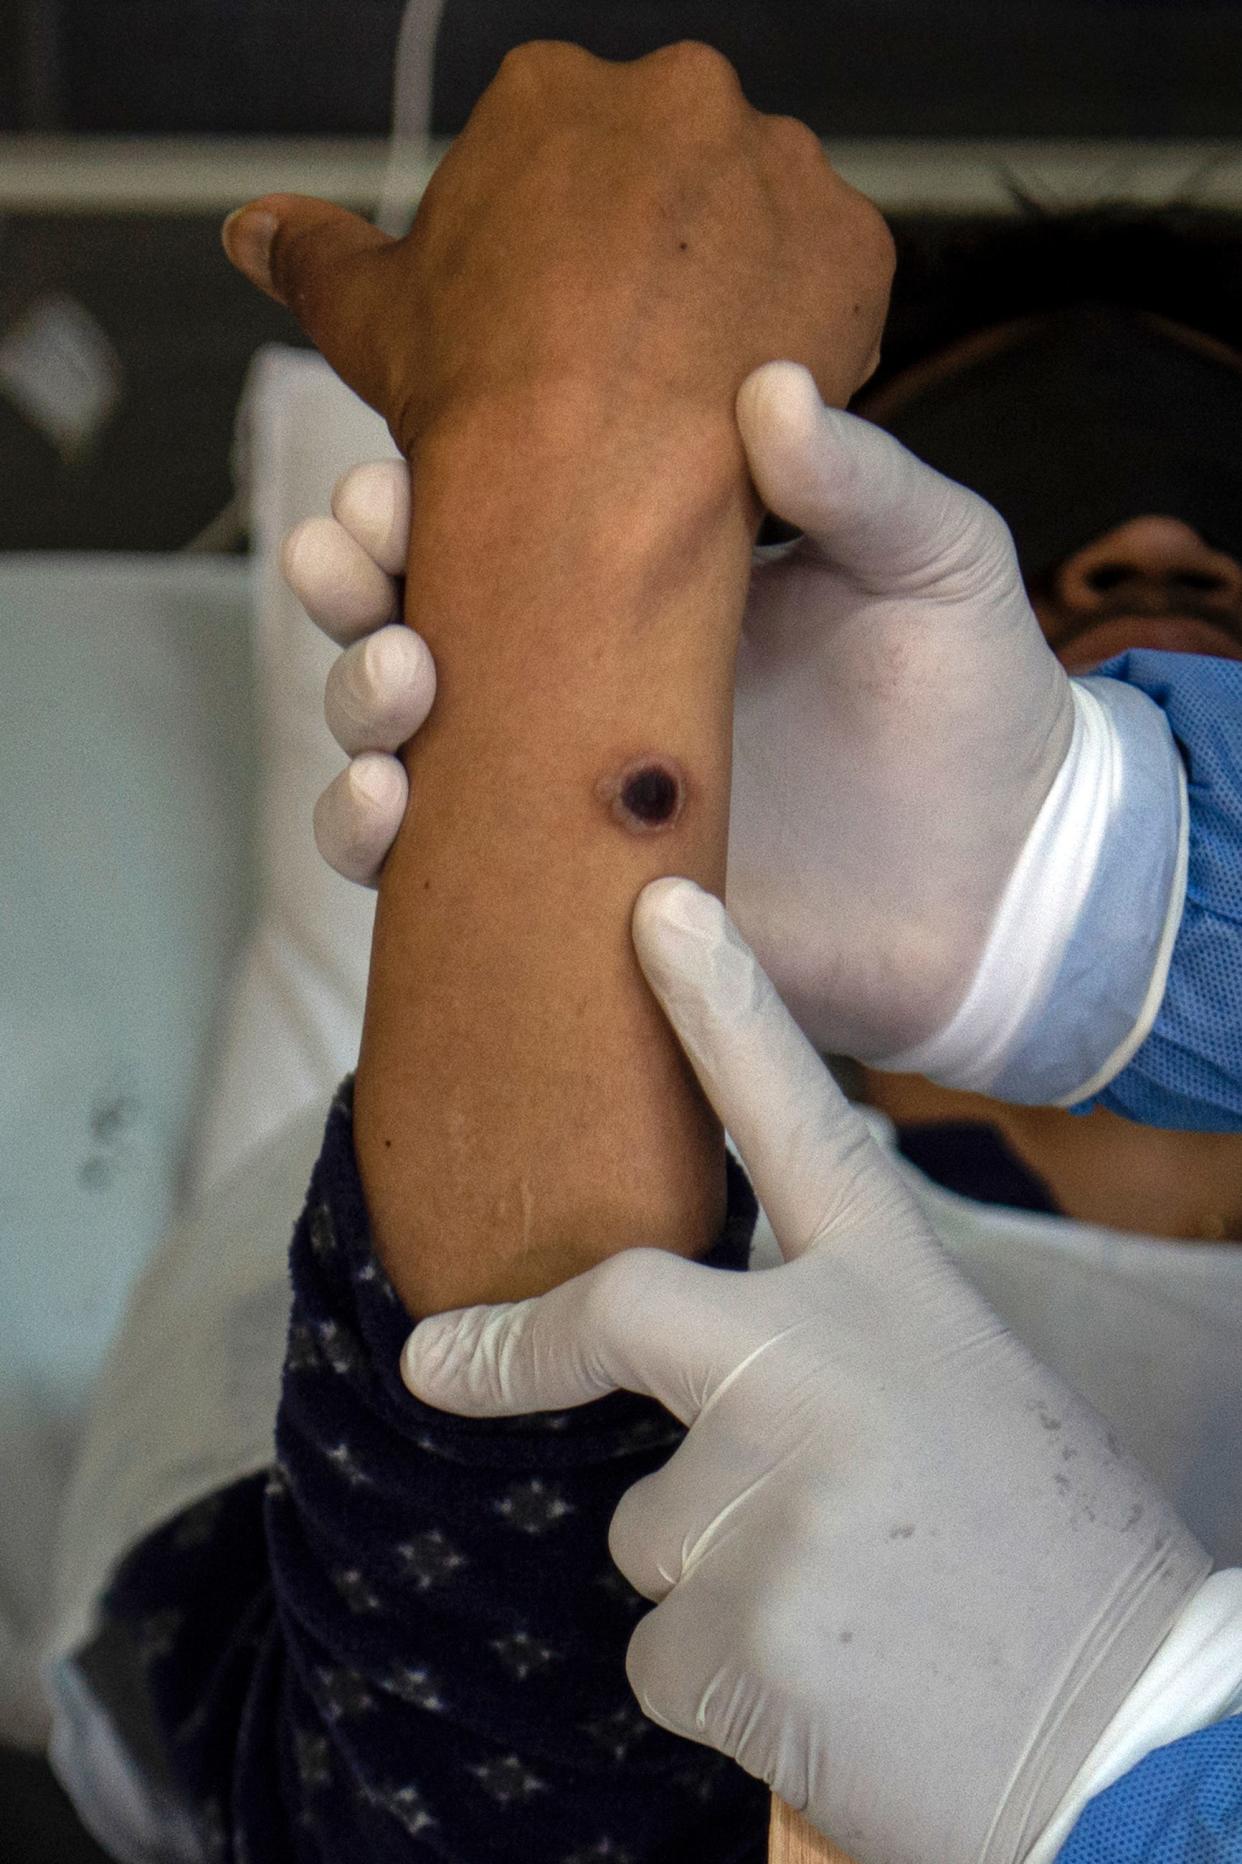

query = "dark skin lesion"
[599,759,688,832]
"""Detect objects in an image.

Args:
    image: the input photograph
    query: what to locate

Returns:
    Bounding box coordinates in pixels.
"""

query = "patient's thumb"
[222,194,397,414]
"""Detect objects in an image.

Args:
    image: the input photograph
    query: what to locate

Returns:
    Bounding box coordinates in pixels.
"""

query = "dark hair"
[872,200,1242,391]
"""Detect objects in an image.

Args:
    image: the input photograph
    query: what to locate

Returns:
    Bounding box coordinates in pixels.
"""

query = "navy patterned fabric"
[104,1080,768,1863]
[1083,650,1242,1133]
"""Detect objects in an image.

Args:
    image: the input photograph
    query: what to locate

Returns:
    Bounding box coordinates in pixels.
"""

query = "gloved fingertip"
[735,362,849,529]
[279,514,327,591]
[632,878,726,980]
[313,757,405,885]
[373,625,437,724]
[736,358,817,433]
[399,1318,461,1406]
[331,459,411,575]
[634,876,731,961]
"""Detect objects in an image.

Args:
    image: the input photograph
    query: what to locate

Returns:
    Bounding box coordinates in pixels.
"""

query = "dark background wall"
[4,1,1242,136]
[3,0,1241,552]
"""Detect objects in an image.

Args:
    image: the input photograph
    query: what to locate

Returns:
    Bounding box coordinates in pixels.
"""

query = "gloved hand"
[400,878,1209,1864]
[288,365,1186,1095]
[282,457,432,884]
[288,372,1069,1048]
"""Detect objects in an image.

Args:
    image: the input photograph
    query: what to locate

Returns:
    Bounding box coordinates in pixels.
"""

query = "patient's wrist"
[407,387,754,628]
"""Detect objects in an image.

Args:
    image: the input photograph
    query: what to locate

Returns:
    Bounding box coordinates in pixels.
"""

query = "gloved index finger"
[401,1246,755,1425]
[633,878,915,1261]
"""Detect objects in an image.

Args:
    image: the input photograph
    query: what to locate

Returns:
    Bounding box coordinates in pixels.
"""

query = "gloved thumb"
[222,194,399,417]
[737,358,1013,593]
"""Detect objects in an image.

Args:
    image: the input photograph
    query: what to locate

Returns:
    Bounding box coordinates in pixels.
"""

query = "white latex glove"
[400,878,1210,1864]
[281,458,434,885]
[286,366,1186,1100]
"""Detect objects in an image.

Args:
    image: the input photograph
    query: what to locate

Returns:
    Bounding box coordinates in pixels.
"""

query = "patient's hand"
[223,40,891,464]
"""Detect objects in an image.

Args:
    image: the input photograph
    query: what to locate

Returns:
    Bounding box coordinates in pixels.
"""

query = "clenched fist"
[222,40,892,463]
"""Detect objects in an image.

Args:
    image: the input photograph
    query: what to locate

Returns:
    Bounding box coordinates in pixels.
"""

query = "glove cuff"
[873,677,1188,1105]
[1022,1568,1242,1864]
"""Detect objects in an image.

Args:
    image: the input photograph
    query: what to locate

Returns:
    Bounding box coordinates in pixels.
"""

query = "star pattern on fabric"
[355,1257,400,1302]
[673,1753,733,1804]
[595,1565,646,1615]
[494,1478,575,1534]
[309,1201,337,1260]
[585,1704,651,1764]
[99,1093,766,1864]
[360,1779,436,1837]
[398,1529,467,1588]
[490,1627,561,1680]
[381,1663,446,1712]
[316,1317,364,1376]
[615,1413,681,1454]
[332,1567,383,1614]
[471,1753,547,1805]
[325,1439,373,1487]
[314,1666,376,1722]
[286,1320,320,1373]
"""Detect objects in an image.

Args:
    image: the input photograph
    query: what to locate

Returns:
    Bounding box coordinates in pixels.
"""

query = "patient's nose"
[1052,516,1242,614]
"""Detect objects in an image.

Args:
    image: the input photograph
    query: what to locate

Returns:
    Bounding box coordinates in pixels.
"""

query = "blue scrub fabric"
[101,1081,768,1863]
[1083,651,1242,1132]
[1056,1714,1242,1863]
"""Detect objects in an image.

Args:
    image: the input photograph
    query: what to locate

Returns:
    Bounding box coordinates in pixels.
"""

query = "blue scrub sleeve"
[1055,1713,1242,1863]
[1077,651,1242,1132]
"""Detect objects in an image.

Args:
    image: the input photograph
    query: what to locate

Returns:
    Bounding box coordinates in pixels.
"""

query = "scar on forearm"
[596,757,687,832]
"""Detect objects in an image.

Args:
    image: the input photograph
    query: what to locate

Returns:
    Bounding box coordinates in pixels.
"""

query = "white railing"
[4,136,1242,215]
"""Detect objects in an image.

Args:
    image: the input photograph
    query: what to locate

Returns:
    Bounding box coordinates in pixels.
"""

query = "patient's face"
[859,312,1242,673]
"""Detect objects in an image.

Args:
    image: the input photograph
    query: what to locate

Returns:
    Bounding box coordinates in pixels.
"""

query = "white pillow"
[0,552,253,1737]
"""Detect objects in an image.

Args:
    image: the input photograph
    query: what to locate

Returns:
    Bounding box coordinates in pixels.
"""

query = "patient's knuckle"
[496,39,587,93]
[766,112,823,164]
[651,39,742,95]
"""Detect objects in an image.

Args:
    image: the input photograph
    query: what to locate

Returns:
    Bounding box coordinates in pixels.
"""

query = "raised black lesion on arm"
[596,757,687,832]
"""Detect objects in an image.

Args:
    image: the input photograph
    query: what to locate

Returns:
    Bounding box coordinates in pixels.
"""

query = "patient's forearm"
[354,395,754,1314]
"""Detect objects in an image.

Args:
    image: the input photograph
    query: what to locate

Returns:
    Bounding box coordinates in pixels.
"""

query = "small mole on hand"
[679,241,689,252]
